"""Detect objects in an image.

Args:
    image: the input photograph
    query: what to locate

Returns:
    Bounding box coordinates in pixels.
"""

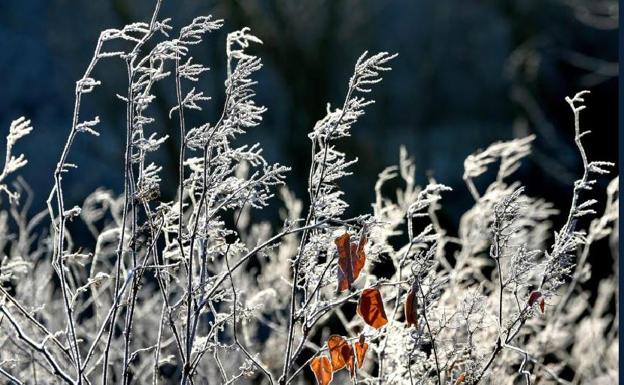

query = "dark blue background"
[0,0,618,230]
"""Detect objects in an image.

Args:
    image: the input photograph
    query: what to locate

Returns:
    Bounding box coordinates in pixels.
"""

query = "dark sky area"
[0,0,618,236]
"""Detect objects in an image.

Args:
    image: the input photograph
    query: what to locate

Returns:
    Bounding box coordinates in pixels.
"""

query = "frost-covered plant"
[0,2,618,385]
[0,117,33,202]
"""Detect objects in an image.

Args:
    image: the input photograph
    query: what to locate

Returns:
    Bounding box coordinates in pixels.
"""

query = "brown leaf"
[539,297,545,314]
[528,291,542,309]
[354,335,368,368]
[335,232,367,292]
[310,356,333,385]
[327,335,354,374]
[454,373,466,384]
[357,287,388,329]
[404,285,418,327]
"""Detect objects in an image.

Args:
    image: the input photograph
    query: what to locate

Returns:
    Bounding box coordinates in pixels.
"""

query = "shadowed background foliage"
[0,0,618,264]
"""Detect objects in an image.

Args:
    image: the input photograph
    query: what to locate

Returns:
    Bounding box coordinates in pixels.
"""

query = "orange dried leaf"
[352,236,367,278]
[310,356,333,385]
[455,373,466,384]
[357,287,388,329]
[335,232,367,292]
[354,335,368,368]
[404,286,418,327]
[327,335,354,373]
[343,344,355,376]
[335,233,351,260]
[335,233,353,292]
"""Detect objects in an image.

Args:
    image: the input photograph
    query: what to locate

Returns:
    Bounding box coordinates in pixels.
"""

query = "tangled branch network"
[0,2,618,385]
